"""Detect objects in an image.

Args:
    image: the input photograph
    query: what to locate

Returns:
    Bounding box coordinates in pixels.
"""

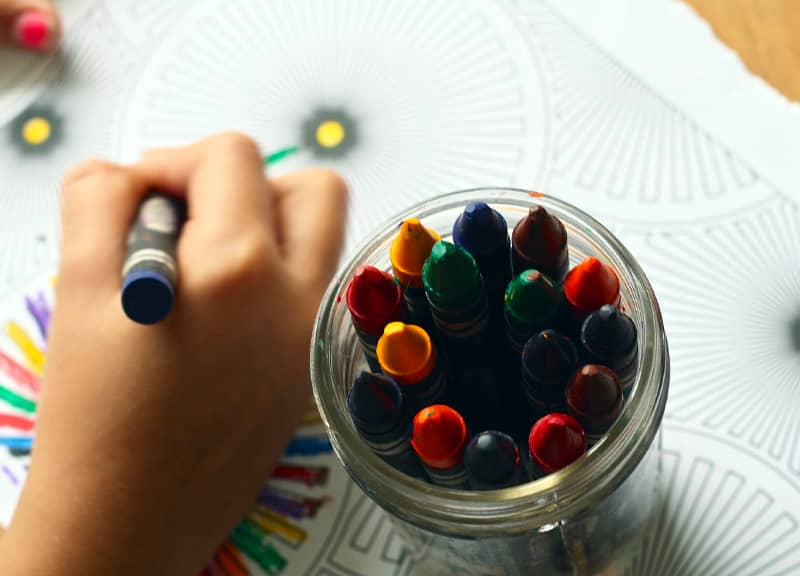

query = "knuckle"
[62,158,116,188]
[189,232,274,299]
[210,131,261,161]
[311,168,349,205]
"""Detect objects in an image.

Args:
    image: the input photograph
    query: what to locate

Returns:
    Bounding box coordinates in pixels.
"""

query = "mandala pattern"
[117,0,550,254]
[1,0,800,574]
[0,7,135,291]
[620,195,800,480]
[625,425,800,575]
[510,0,775,227]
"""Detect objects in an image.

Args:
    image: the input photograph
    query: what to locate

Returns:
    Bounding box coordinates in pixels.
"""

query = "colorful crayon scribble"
[206,421,334,574]
[24,292,52,343]
[1,281,337,576]
[283,435,332,457]
[1,464,18,487]
[6,321,45,377]
[0,350,40,396]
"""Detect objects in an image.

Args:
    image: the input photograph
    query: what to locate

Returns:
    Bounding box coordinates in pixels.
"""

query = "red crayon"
[412,404,469,489]
[346,265,404,372]
[271,463,328,487]
[562,257,620,326]
[511,205,569,282]
[566,365,624,445]
[528,413,587,477]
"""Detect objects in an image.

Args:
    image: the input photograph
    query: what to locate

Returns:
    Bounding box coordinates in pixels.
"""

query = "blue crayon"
[580,305,638,394]
[0,437,33,451]
[453,202,512,315]
[284,436,333,457]
[522,330,579,415]
[464,431,527,490]
[121,191,186,325]
[347,371,427,480]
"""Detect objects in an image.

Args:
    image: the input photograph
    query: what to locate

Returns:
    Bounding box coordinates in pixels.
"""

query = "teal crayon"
[423,240,500,430]
[504,269,562,358]
[502,269,562,438]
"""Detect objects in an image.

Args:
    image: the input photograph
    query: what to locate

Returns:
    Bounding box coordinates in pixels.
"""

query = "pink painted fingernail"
[12,11,54,51]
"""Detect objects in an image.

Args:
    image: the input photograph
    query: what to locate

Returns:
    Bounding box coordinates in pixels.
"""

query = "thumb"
[0,0,60,52]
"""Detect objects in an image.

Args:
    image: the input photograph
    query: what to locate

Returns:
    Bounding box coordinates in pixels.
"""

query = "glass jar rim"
[311,188,669,535]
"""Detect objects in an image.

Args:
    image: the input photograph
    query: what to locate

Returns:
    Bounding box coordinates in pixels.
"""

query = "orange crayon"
[390,218,441,326]
[377,321,447,414]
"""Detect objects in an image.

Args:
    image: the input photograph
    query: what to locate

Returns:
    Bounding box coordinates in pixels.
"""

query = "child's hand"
[0,133,348,575]
[0,0,60,52]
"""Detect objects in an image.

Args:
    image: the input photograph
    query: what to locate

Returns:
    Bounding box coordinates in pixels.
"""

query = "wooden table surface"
[0,0,791,544]
[684,0,800,101]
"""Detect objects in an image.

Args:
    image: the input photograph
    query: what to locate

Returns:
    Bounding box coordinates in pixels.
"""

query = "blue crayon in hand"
[348,371,427,480]
[522,330,579,415]
[453,202,512,316]
[464,430,527,490]
[121,191,186,325]
[580,305,638,394]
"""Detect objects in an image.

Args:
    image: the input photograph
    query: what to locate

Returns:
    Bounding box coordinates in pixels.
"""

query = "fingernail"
[12,11,55,52]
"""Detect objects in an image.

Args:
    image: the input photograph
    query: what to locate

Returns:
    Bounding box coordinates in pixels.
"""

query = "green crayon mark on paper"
[231,519,287,574]
[264,146,300,166]
[0,383,36,414]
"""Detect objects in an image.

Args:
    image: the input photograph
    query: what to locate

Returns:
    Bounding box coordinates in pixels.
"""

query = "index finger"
[134,132,274,239]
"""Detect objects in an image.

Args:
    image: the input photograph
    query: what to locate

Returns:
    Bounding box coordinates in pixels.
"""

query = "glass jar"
[311,188,669,575]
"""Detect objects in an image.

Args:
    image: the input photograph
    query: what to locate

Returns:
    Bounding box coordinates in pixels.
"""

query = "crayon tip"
[504,270,559,326]
[390,219,441,288]
[528,413,586,474]
[511,205,568,277]
[346,266,403,333]
[464,431,521,488]
[376,322,435,384]
[563,257,620,315]
[422,241,481,308]
[453,202,509,251]
[411,404,468,469]
[348,371,404,431]
[580,305,637,362]
[566,365,623,435]
[522,330,579,388]
[121,269,175,325]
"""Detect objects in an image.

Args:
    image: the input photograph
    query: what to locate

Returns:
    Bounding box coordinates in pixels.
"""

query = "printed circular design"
[100,0,183,48]
[117,0,550,255]
[510,0,774,227]
[623,424,800,575]
[621,194,800,480]
[0,8,135,291]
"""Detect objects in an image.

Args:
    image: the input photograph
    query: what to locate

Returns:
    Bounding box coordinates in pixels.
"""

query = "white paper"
[1,0,799,574]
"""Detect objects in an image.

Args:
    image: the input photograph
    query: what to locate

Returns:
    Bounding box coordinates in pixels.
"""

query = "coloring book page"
[1,1,799,574]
